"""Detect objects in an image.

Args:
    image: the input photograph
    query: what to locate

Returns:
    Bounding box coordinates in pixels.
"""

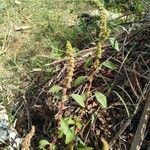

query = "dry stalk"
[21,126,35,150]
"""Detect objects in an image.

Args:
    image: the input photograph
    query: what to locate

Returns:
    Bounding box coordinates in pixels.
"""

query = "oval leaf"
[71,94,85,107]
[102,60,117,70]
[60,118,69,135]
[95,92,107,108]
[49,85,62,94]
[109,37,120,51]
[65,127,75,144]
[73,76,87,86]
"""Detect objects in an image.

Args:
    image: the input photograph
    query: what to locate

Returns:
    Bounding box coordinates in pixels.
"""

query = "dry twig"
[21,126,35,150]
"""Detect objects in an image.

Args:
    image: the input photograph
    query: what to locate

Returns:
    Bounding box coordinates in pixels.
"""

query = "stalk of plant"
[85,0,110,96]
[85,1,110,149]
[58,41,75,119]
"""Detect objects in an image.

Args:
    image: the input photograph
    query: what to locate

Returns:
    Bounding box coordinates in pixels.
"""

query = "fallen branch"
[130,83,150,150]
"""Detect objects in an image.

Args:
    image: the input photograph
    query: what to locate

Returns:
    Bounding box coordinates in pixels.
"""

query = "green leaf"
[49,85,62,94]
[39,139,50,150]
[109,37,120,51]
[71,94,85,107]
[84,57,92,68]
[102,60,117,70]
[95,92,107,108]
[65,127,75,144]
[73,76,87,86]
[77,144,94,150]
[60,118,69,135]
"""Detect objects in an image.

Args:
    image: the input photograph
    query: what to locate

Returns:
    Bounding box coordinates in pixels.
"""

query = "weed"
[0,0,149,149]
